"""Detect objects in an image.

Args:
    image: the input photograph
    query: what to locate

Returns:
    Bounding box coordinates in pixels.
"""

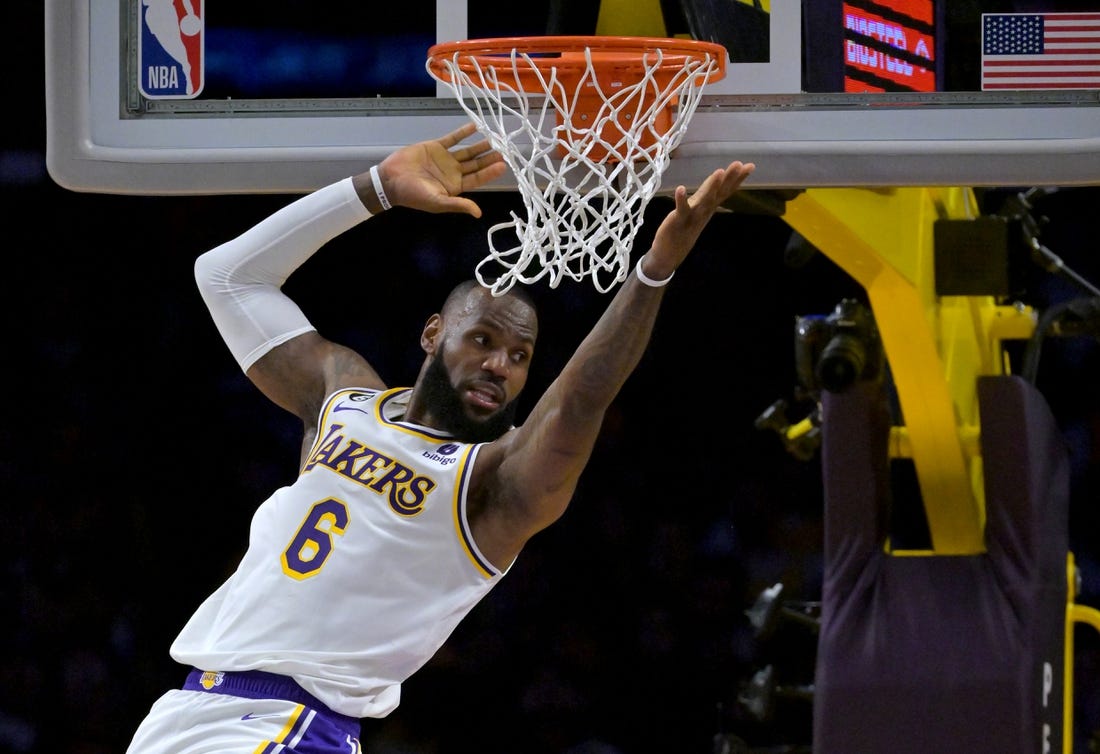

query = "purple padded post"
[813,376,1069,753]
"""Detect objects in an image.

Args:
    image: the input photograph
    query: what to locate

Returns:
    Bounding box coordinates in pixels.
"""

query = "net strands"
[428,44,722,294]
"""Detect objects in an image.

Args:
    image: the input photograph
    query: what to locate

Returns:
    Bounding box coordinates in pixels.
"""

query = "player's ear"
[421,314,443,354]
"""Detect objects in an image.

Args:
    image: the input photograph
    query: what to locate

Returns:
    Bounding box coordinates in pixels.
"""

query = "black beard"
[418,354,518,443]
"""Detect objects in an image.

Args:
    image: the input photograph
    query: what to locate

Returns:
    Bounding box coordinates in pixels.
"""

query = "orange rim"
[426,35,727,88]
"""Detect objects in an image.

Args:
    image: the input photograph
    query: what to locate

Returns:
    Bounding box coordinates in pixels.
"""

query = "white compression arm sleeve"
[194,177,372,371]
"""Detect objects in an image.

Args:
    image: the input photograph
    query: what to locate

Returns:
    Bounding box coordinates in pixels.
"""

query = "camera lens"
[816,333,866,392]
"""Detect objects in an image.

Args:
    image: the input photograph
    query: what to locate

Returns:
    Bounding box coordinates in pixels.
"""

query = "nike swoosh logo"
[333,403,371,415]
[241,712,284,721]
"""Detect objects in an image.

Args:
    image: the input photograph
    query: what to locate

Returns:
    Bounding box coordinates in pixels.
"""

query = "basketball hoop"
[426,36,727,295]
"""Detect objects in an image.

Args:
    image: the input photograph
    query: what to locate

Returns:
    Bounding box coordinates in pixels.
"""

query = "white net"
[427,41,723,295]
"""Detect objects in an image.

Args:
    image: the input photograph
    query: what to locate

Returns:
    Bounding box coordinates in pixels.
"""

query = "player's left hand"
[642,160,755,280]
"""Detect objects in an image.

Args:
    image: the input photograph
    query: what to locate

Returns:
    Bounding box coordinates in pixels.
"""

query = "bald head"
[442,280,536,319]
[438,280,539,345]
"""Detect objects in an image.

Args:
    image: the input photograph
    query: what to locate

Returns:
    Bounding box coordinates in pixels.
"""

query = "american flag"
[981,12,1100,90]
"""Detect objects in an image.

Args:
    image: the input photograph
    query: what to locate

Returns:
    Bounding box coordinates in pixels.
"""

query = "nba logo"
[138,0,204,99]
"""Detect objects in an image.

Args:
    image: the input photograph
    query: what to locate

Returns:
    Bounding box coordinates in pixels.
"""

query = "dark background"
[6,2,1100,753]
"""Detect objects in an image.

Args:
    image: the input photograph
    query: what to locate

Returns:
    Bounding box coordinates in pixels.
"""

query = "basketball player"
[124,122,754,753]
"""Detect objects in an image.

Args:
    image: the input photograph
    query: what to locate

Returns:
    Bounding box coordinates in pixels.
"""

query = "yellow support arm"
[782,187,1035,554]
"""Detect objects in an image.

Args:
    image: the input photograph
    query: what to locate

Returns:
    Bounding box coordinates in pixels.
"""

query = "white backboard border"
[45,0,1100,195]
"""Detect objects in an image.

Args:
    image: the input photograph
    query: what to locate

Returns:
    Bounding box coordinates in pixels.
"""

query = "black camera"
[794,299,883,394]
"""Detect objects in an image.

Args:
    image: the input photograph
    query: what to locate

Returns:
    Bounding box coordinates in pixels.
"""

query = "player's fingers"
[462,160,508,190]
[672,184,690,213]
[724,161,755,191]
[700,166,730,197]
[704,162,754,205]
[685,168,726,212]
[438,122,479,148]
[433,194,484,217]
[459,146,502,174]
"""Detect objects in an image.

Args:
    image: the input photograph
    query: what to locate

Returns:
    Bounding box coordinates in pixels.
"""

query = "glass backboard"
[45,0,1100,194]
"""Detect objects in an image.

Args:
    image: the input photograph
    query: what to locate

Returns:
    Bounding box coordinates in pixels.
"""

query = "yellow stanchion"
[783,187,1036,554]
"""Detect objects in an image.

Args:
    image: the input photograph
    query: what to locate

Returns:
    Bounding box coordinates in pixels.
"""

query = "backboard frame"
[45,0,1100,195]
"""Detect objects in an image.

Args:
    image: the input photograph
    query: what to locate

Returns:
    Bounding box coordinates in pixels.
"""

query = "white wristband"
[370,164,392,211]
[635,258,674,287]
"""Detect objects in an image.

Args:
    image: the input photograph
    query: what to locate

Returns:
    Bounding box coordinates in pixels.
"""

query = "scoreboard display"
[842,0,937,91]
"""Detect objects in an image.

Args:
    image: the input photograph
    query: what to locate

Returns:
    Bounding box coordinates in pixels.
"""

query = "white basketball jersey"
[170,387,506,718]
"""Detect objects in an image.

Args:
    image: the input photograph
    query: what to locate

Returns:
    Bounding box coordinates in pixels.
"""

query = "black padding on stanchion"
[813,376,1069,754]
